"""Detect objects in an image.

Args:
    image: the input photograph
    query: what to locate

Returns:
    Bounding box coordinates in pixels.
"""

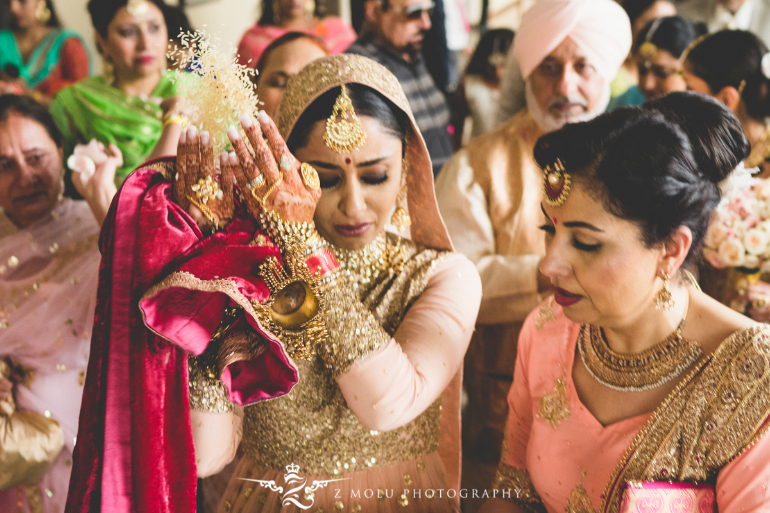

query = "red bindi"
[345,157,351,164]
[553,218,558,224]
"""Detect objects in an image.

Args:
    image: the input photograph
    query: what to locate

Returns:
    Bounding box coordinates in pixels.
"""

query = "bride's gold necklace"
[330,233,405,291]
[578,294,702,392]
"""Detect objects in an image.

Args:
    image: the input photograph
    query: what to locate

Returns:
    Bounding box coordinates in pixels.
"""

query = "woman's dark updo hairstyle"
[88,0,168,37]
[685,30,770,122]
[287,84,409,154]
[533,91,749,267]
[0,94,63,147]
[635,15,700,59]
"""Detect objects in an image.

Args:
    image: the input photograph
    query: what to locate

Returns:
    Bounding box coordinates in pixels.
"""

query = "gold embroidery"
[536,373,571,428]
[240,234,448,476]
[602,325,770,513]
[534,296,556,331]
[566,472,598,513]
[490,463,546,512]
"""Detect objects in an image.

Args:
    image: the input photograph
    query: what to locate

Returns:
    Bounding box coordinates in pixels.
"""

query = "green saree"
[50,71,180,183]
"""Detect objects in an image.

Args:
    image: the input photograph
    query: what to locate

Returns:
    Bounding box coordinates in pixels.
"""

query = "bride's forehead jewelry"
[542,158,571,207]
[324,84,367,154]
[127,0,150,18]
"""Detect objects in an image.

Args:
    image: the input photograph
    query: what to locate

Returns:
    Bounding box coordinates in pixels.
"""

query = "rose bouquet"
[703,166,770,311]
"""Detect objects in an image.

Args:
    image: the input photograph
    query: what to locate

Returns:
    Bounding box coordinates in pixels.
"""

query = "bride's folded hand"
[226,111,321,225]
[172,126,235,232]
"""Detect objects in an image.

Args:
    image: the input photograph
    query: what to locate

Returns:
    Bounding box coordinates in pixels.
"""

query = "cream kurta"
[435,108,546,472]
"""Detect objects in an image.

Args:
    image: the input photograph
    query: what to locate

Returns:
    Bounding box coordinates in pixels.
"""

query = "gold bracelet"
[162,113,188,129]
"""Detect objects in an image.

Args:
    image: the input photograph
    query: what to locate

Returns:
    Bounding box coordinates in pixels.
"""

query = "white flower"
[705,222,730,249]
[744,228,770,255]
[718,238,746,267]
[720,162,756,201]
[67,140,108,180]
[744,254,761,268]
[755,178,770,200]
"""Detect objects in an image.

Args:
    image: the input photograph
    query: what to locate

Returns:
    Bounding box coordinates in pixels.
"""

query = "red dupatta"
[65,160,298,512]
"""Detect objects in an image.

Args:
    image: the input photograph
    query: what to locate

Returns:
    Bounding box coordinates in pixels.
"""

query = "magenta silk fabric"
[65,162,297,513]
[620,483,716,513]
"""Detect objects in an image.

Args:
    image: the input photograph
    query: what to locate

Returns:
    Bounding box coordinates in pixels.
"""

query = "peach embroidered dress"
[180,55,482,512]
[493,297,770,513]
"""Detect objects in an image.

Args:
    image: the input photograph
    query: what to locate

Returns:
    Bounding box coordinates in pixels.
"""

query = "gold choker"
[578,297,702,392]
[330,233,406,291]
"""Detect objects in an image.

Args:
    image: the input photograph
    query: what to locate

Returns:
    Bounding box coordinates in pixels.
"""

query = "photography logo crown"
[240,463,348,510]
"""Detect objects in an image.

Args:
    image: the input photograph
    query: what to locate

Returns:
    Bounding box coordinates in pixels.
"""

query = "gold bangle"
[162,113,188,129]
[250,171,283,206]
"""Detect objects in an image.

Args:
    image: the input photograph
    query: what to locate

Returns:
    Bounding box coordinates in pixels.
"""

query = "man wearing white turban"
[434,0,630,495]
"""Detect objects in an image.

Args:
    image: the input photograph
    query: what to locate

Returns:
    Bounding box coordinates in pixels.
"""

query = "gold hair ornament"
[324,84,367,154]
[542,159,571,208]
[639,41,657,62]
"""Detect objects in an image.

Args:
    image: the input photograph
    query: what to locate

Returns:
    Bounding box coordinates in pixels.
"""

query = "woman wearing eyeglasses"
[235,0,356,67]
[608,15,700,109]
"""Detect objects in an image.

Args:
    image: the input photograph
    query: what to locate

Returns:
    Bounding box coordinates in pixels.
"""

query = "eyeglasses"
[389,2,435,20]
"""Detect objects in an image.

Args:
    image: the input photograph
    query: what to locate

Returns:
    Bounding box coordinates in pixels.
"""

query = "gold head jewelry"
[127,0,150,18]
[542,158,571,208]
[324,85,367,154]
[300,163,320,190]
[639,41,657,62]
[680,33,709,64]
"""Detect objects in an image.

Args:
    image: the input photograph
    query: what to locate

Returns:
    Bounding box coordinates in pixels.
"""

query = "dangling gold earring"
[35,0,51,23]
[390,159,411,234]
[654,272,676,311]
[102,55,115,84]
[305,0,315,20]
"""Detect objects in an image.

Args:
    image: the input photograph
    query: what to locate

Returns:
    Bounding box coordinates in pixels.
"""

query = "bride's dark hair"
[533,91,749,267]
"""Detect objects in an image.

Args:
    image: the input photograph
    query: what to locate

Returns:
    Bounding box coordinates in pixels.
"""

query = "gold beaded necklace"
[578,293,703,392]
[330,232,407,292]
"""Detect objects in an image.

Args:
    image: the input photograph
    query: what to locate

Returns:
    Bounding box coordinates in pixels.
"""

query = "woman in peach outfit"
[482,92,770,513]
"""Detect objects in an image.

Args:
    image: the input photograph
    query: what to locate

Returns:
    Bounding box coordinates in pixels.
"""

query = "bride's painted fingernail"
[257,110,269,122]
[187,126,198,140]
[200,131,210,145]
[229,151,239,164]
[227,126,239,142]
[240,113,253,128]
[178,130,186,144]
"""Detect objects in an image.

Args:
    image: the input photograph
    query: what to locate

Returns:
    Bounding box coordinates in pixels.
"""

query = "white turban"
[513,0,632,81]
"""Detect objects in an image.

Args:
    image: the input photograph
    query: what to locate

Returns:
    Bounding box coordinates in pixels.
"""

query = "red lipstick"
[554,287,583,307]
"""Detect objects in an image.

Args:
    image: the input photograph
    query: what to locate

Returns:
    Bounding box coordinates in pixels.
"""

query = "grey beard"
[525,79,611,133]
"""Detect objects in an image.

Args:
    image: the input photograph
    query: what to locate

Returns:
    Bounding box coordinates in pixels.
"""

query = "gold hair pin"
[324,84,366,154]
[639,41,657,62]
[542,158,571,207]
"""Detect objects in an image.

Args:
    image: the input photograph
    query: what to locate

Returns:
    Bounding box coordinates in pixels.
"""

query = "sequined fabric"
[240,233,447,476]
[491,462,546,512]
[602,325,770,513]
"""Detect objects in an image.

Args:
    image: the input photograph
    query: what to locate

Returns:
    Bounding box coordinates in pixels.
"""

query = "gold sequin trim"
[534,296,556,331]
[188,356,233,413]
[536,372,571,428]
[491,463,546,512]
[602,325,770,512]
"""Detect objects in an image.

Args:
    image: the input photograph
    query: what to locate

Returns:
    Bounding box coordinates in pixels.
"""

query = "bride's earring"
[390,159,411,234]
[654,272,676,311]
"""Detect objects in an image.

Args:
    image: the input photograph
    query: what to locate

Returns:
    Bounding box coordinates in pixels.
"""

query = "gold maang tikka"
[324,84,367,154]
[542,158,571,207]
